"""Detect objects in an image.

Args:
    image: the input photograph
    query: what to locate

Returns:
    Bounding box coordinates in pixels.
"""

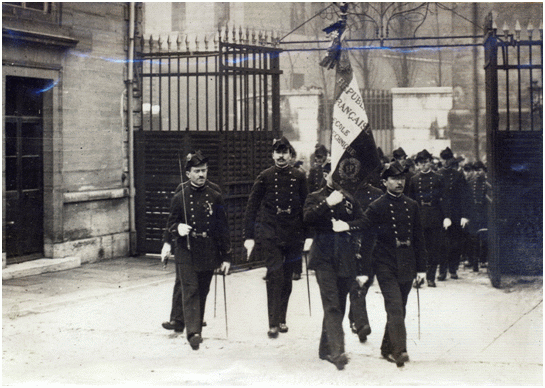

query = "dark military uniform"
[303,185,367,365]
[408,169,445,284]
[307,163,326,193]
[360,191,427,362]
[163,180,222,328]
[348,182,383,340]
[438,161,471,279]
[468,169,487,270]
[244,163,308,330]
[165,180,231,340]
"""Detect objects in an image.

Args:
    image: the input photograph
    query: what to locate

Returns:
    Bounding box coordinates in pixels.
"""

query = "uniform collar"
[190,182,206,191]
[386,191,403,200]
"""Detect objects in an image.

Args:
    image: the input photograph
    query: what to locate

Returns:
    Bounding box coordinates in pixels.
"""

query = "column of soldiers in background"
[243,136,309,339]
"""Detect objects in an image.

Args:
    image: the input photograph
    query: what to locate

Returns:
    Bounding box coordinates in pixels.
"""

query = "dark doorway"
[4,76,47,263]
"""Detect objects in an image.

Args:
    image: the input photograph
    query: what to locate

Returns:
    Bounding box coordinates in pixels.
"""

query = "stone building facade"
[3,3,134,268]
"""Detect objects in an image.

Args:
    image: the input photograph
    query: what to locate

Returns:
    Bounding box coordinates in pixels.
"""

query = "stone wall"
[391,87,453,158]
[2,3,131,264]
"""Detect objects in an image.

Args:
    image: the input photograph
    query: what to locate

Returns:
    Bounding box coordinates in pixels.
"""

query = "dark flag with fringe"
[320,10,381,194]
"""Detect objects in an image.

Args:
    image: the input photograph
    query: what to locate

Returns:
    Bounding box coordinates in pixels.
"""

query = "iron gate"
[484,14,543,287]
[135,36,282,268]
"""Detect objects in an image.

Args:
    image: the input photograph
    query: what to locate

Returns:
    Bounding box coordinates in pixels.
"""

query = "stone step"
[2,257,81,280]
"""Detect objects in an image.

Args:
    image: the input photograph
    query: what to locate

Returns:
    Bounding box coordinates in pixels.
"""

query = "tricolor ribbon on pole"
[320,3,381,194]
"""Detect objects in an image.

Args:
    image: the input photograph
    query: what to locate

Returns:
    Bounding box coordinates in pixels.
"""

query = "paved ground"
[2,257,543,386]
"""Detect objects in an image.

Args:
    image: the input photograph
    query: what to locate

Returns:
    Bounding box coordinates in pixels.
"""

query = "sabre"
[304,252,311,316]
[417,284,421,340]
[177,151,191,251]
[214,271,218,318]
[223,273,228,338]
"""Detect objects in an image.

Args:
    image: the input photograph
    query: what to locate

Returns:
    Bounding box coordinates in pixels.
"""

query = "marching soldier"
[332,161,427,368]
[347,177,383,341]
[468,161,488,271]
[307,144,329,193]
[303,169,369,370]
[437,147,471,280]
[160,178,221,333]
[164,151,231,350]
[243,136,308,338]
[408,149,445,288]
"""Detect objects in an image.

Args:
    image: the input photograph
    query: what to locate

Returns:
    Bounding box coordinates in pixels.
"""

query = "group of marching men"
[159,136,487,371]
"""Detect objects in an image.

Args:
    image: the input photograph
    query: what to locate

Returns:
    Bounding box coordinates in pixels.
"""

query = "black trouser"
[348,280,370,332]
[440,224,463,277]
[423,227,442,282]
[176,262,214,339]
[375,263,412,359]
[315,270,353,359]
[263,241,302,328]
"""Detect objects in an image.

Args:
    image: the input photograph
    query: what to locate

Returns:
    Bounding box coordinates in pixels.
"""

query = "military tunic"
[165,181,231,338]
[348,183,383,336]
[408,170,445,282]
[303,185,365,360]
[354,192,427,360]
[437,165,471,277]
[244,165,308,329]
[162,180,223,326]
[307,163,326,194]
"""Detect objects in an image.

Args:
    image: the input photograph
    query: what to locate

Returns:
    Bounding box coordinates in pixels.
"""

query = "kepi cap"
[381,161,408,179]
[415,149,433,163]
[272,136,291,152]
[185,150,208,170]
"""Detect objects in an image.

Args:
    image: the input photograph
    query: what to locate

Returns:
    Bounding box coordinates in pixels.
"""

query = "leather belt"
[396,238,411,248]
[276,206,292,215]
[190,231,208,238]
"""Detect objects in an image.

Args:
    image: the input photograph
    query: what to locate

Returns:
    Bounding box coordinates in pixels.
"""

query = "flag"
[322,30,381,194]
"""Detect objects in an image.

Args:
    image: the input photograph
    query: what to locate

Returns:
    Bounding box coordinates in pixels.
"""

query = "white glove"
[244,239,255,261]
[220,261,231,275]
[460,218,469,228]
[356,275,369,288]
[303,238,313,252]
[332,218,349,232]
[177,223,192,236]
[160,243,171,263]
[443,218,452,230]
[414,272,426,288]
[326,190,344,207]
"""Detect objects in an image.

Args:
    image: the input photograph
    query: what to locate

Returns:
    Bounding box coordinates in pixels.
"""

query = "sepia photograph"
[2,2,542,386]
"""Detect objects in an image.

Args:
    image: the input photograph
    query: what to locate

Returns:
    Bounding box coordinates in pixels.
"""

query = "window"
[4,2,50,13]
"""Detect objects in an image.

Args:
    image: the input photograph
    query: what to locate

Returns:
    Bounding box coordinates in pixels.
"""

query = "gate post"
[484,13,501,288]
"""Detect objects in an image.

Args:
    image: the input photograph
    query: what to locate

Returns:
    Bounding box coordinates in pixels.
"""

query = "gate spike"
[514,20,521,40]
[185,34,189,52]
[239,26,243,44]
[527,22,534,40]
[149,34,154,52]
[167,35,172,52]
[177,34,182,51]
[252,28,256,45]
[232,24,236,43]
[195,34,199,51]
[540,22,543,40]
[246,27,250,44]
[214,32,219,50]
[157,35,163,52]
[224,24,229,42]
[204,34,209,51]
[502,22,509,37]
